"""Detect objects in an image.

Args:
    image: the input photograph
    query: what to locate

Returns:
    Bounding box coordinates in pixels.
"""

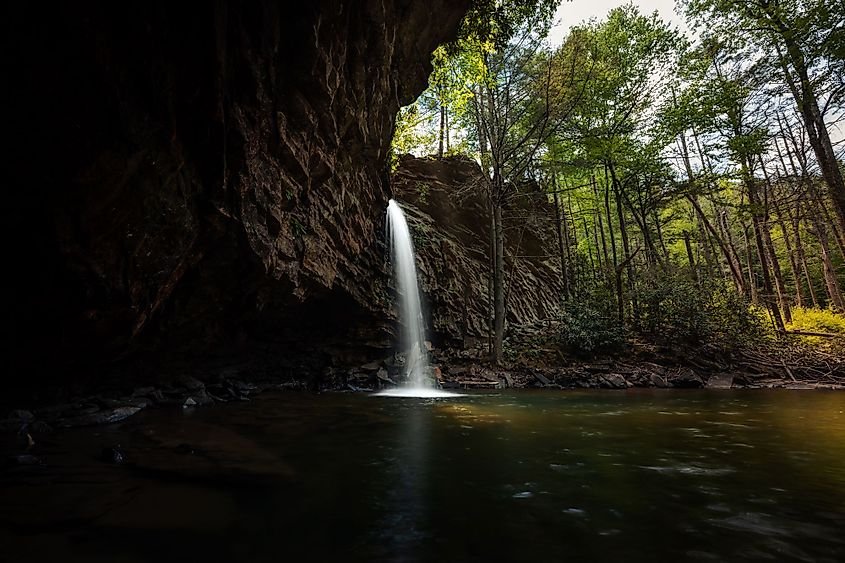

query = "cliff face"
[393,155,563,352]
[6,1,469,385]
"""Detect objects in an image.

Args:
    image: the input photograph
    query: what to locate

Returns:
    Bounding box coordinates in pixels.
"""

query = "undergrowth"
[786,307,845,348]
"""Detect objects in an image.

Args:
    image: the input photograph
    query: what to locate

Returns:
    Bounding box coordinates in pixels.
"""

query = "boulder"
[705,373,734,389]
[649,373,669,388]
[532,370,551,386]
[177,376,205,392]
[599,374,628,389]
[670,368,704,389]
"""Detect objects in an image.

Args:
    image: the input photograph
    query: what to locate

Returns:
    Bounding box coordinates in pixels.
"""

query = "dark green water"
[2,390,844,562]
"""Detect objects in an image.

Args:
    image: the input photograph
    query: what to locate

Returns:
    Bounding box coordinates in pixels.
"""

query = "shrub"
[787,306,845,346]
[638,270,709,343]
[558,286,626,356]
[710,288,769,349]
[636,268,767,349]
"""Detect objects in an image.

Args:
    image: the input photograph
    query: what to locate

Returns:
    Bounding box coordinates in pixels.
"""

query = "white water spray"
[378,199,461,398]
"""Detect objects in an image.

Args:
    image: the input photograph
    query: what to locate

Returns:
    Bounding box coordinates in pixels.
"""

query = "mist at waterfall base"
[377,199,461,398]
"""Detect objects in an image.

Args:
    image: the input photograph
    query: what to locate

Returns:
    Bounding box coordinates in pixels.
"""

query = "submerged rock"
[60,406,142,427]
[100,445,126,464]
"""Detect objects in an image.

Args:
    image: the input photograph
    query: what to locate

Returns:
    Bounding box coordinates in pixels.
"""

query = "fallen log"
[785,329,845,339]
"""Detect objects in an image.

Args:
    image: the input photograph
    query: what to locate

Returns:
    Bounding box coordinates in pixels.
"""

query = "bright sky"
[547,0,687,46]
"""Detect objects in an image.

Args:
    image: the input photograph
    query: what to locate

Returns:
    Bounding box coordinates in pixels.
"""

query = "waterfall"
[378,199,460,398]
[386,199,430,389]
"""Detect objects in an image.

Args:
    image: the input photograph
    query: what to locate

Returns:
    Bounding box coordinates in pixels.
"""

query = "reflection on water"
[377,401,429,553]
[1,390,844,562]
[374,388,465,398]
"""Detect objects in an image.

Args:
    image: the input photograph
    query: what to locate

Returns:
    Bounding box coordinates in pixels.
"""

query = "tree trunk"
[773,32,845,238]
[808,210,845,313]
[683,231,698,282]
[804,182,845,313]
[493,200,505,364]
[592,213,604,271]
[687,195,744,291]
[743,223,759,305]
[438,103,445,159]
[444,106,450,154]
[552,178,569,299]
[787,202,818,307]
[487,196,494,356]
[779,117,822,307]
[719,204,746,295]
[772,197,805,308]
[817,195,845,262]
[679,131,717,278]
[654,207,670,264]
[592,175,610,270]
[762,222,792,323]
[746,172,786,331]
[566,193,578,292]
[609,161,633,324]
[696,209,718,279]
[758,159,792,323]
[582,217,597,281]
[620,186,659,265]
[603,166,618,270]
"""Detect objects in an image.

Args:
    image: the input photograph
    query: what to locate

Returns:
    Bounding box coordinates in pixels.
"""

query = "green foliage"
[428,43,488,117]
[390,104,436,167]
[787,307,845,344]
[411,223,432,249]
[558,287,626,356]
[678,0,845,130]
[458,0,560,49]
[415,181,430,204]
[637,268,766,349]
[563,4,686,157]
[387,0,844,360]
[390,0,561,160]
[291,216,307,238]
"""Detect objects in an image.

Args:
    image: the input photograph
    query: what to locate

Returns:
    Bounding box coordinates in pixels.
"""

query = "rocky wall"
[392,155,564,350]
[4,1,469,389]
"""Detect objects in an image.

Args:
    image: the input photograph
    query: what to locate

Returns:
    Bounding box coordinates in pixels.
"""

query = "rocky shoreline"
[3,348,842,457]
[3,318,843,466]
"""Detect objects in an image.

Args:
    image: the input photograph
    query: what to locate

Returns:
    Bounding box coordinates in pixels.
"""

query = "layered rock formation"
[5,1,470,388]
[393,155,563,351]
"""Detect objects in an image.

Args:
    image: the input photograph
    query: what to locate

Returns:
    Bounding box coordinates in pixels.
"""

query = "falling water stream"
[379,199,460,398]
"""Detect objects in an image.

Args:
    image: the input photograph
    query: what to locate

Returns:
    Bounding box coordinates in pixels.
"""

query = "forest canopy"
[392,0,845,363]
